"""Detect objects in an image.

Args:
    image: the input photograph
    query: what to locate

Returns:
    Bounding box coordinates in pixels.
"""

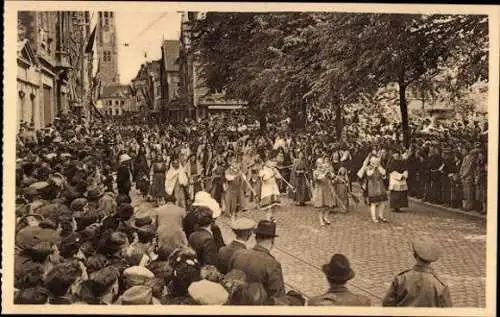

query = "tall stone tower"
[96,11,119,85]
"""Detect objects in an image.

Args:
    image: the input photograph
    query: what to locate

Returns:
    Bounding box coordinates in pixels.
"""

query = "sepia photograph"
[2,1,498,316]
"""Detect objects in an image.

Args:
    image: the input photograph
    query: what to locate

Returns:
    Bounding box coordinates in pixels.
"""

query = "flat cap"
[412,238,441,263]
[231,217,257,231]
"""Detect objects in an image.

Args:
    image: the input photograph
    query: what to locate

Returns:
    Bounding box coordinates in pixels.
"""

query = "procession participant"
[224,157,245,222]
[228,220,285,302]
[258,153,282,222]
[116,154,133,201]
[387,150,409,213]
[216,217,256,275]
[133,146,150,200]
[382,238,452,307]
[165,156,189,209]
[312,158,334,226]
[334,164,350,214]
[150,152,167,207]
[289,150,311,206]
[208,155,226,208]
[363,154,388,223]
[309,253,371,306]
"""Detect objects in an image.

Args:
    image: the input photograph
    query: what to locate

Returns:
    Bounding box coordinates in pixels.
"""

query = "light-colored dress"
[312,169,335,208]
[259,165,281,210]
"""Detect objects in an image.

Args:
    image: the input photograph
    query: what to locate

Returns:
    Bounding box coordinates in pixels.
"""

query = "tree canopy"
[189,12,488,145]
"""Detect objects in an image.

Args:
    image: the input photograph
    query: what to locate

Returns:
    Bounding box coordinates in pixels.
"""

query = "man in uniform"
[309,253,371,306]
[382,238,453,307]
[228,220,285,301]
[216,217,256,275]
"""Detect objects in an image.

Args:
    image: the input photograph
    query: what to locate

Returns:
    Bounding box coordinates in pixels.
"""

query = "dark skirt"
[368,194,387,204]
[390,190,408,209]
[150,172,166,197]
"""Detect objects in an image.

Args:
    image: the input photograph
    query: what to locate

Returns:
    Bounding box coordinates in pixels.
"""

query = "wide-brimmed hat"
[254,220,278,238]
[322,253,355,283]
[116,285,154,305]
[192,191,221,219]
[188,280,229,305]
[412,238,441,263]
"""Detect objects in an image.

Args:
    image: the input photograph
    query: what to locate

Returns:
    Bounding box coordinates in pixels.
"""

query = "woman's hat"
[119,154,132,164]
[188,280,229,305]
[322,253,355,283]
[192,191,221,219]
[254,220,279,238]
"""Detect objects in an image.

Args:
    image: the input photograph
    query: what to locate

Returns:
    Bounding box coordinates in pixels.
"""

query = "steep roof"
[100,84,131,98]
[162,40,180,72]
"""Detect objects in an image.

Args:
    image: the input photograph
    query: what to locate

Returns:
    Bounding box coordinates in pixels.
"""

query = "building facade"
[100,84,136,116]
[160,40,182,121]
[131,60,161,114]
[17,11,94,131]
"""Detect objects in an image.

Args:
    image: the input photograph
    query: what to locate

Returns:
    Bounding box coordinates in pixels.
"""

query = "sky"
[114,12,182,85]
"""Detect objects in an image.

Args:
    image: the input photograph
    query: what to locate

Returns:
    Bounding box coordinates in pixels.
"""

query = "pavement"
[131,187,487,308]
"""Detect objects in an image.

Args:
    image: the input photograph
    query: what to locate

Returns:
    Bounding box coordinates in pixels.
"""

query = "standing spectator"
[382,238,452,307]
[309,253,371,306]
[216,218,256,275]
[229,220,285,301]
[459,147,477,211]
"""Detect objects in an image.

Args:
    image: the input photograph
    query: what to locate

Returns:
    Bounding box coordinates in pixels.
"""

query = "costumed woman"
[259,152,282,221]
[165,156,189,208]
[133,146,150,200]
[311,158,334,226]
[150,151,167,206]
[290,150,311,206]
[360,154,388,223]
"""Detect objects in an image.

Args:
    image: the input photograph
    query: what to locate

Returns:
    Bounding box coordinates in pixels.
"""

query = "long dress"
[224,168,243,216]
[290,158,311,204]
[312,169,335,208]
[259,165,281,210]
[366,166,387,204]
[334,167,350,213]
[150,162,167,198]
[387,159,409,209]
[134,154,150,196]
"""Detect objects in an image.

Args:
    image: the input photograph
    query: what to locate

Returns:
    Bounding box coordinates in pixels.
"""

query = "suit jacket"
[308,285,371,306]
[216,240,246,275]
[382,264,452,307]
[116,165,131,191]
[229,244,285,299]
[188,228,218,266]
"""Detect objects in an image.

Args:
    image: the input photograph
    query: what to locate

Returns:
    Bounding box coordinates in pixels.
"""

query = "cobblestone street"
[131,187,487,307]
[219,196,486,307]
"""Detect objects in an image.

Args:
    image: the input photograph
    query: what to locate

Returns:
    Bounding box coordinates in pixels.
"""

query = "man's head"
[231,218,256,242]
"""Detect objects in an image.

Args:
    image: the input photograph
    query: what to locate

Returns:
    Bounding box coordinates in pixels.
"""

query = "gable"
[18,40,38,66]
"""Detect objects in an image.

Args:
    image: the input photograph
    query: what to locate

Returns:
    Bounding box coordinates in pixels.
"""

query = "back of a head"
[229,282,268,305]
[14,286,49,304]
[44,261,82,298]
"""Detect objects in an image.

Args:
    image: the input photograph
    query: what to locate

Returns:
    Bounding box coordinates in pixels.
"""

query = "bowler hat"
[254,220,279,238]
[322,253,355,283]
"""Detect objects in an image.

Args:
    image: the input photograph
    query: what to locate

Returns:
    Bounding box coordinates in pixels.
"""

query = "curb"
[351,183,486,220]
[407,197,487,220]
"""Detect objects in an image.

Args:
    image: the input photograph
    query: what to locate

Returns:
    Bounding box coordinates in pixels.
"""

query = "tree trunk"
[399,82,410,147]
[335,102,343,139]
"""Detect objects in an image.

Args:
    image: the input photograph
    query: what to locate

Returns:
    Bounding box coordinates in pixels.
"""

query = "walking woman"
[259,153,282,221]
[387,150,409,213]
[116,153,133,201]
[312,158,334,226]
[150,152,167,206]
[364,155,388,223]
[290,150,311,206]
[134,146,150,199]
